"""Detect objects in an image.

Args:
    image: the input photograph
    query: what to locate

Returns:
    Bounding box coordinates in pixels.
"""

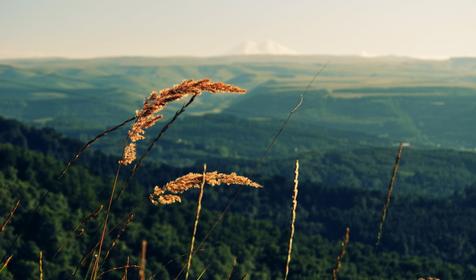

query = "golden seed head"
[150,171,261,205]
[119,79,246,165]
[118,143,137,166]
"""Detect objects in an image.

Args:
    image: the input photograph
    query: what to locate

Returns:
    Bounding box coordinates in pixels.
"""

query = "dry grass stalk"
[139,240,147,280]
[418,277,440,280]
[0,200,20,233]
[102,213,135,263]
[74,204,104,236]
[332,227,350,280]
[73,211,134,277]
[376,142,406,246]
[39,251,44,280]
[185,164,207,280]
[263,95,303,158]
[122,257,130,280]
[226,257,238,280]
[284,160,300,280]
[263,63,328,158]
[98,260,140,279]
[58,116,136,178]
[119,79,246,166]
[150,171,262,205]
[91,165,122,280]
[0,255,13,273]
[196,268,208,280]
[54,204,104,258]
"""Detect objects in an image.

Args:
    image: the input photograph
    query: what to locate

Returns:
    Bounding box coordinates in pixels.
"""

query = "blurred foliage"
[0,117,475,279]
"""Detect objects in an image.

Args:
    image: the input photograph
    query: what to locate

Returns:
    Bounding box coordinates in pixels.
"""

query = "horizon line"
[1,53,473,62]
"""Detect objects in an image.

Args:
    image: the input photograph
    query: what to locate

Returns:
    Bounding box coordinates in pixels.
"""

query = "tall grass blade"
[184,164,207,280]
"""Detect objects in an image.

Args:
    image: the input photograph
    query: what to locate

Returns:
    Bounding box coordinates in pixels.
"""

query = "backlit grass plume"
[284,160,299,280]
[119,79,246,165]
[149,171,262,205]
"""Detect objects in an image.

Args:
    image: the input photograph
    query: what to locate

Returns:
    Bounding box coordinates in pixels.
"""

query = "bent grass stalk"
[58,116,136,178]
[185,164,207,280]
[332,227,350,280]
[376,142,405,246]
[284,160,299,280]
[0,200,20,233]
[263,63,327,158]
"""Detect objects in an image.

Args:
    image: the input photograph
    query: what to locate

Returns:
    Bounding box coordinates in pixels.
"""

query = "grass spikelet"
[284,160,299,280]
[0,255,13,273]
[120,79,246,166]
[150,170,262,205]
[39,251,44,280]
[376,142,406,246]
[139,240,147,280]
[332,227,350,280]
[0,200,20,234]
[119,143,137,166]
[185,164,207,280]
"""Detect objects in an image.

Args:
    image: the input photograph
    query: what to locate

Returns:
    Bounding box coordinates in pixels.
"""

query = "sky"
[1,0,475,59]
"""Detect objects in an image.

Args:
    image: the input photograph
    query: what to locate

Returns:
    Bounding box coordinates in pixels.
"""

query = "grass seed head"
[150,171,261,205]
[120,79,246,166]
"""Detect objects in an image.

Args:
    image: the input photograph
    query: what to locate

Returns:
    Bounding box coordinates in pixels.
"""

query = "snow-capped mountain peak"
[229,40,298,55]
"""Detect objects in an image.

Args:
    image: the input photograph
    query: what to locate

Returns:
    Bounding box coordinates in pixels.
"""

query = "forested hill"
[0,117,476,279]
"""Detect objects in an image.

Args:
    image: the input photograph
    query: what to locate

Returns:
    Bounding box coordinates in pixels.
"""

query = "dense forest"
[1,117,476,279]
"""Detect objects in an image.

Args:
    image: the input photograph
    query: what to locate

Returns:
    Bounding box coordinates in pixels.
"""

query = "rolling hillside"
[1,56,476,150]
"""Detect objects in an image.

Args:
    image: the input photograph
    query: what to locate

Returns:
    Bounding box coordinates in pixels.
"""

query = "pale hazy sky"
[1,0,475,59]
